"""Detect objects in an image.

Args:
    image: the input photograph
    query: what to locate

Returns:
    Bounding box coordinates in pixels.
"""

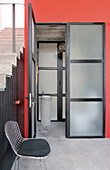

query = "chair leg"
[17,157,20,170]
[39,158,47,170]
[43,158,47,170]
[39,159,43,170]
[14,156,20,170]
[14,157,17,170]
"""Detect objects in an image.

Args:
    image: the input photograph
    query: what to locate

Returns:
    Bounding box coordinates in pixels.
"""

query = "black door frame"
[57,42,66,121]
[66,22,105,138]
[37,41,66,122]
[28,2,37,138]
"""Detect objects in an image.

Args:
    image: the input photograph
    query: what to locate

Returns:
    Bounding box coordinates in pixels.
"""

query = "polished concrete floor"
[12,122,110,170]
[37,122,65,138]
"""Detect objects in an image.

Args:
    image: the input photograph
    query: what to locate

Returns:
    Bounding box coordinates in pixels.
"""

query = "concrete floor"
[12,122,110,170]
[37,122,65,138]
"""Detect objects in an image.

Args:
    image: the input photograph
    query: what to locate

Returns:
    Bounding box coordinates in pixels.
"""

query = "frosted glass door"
[67,23,104,137]
[38,43,58,121]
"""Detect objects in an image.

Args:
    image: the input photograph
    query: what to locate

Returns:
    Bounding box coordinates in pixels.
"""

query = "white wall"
[0,0,24,31]
[0,0,2,31]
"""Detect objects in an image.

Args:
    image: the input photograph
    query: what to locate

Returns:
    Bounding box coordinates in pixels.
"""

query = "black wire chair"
[5,121,51,170]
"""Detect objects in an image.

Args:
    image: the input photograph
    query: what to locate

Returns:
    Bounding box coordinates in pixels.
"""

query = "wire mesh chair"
[5,121,51,170]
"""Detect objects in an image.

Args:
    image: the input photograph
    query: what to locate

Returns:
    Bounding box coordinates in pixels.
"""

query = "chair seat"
[18,139,50,157]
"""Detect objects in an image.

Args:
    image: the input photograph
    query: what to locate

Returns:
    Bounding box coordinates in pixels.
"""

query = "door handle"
[25,94,35,108]
[59,81,62,86]
[29,93,32,108]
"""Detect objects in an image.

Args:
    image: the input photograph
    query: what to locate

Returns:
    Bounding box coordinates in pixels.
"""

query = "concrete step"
[0,31,24,33]
[0,36,24,39]
[0,45,23,51]
[1,29,24,34]
[0,85,6,91]
[0,63,12,76]
[2,28,24,31]
[0,74,6,91]
[0,49,19,52]
[0,34,24,37]
[0,30,24,34]
[0,44,24,59]
[0,42,23,46]
[0,39,23,42]
[0,54,17,67]
[0,29,23,33]
[0,28,24,91]
[0,39,24,43]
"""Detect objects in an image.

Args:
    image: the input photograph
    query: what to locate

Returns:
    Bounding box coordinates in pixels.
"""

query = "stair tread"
[0,55,17,67]
[0,63,12,75]
[0,52,17,56]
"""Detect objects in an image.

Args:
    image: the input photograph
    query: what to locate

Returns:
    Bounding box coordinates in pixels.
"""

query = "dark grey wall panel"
[0,50,24,170]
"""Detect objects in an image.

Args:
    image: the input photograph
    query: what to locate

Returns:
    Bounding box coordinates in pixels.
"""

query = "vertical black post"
[34,23,37,137]
[57,43,63,121]
[37,43,39,121]
[66,24,70,138]
[12,4,16,53]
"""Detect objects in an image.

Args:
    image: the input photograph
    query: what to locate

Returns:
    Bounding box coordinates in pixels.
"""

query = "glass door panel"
[39,43,57,67]
[70,102,103,136]
[66,23,105,137]
[70,63,103,98]
[70,25,103,60]
[39,70,57,94]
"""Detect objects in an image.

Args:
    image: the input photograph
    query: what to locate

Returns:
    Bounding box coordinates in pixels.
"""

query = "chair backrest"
[5,121,23,154]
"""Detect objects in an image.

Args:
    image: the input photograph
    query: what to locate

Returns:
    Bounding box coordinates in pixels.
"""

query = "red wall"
[28,0,110,138]
[30,0,110,23]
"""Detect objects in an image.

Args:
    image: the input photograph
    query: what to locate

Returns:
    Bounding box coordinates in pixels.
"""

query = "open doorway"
[35,23,105,138]
[36,24,66,138]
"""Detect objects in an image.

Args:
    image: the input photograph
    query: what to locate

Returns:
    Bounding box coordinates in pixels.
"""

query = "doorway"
[36,24,66,138]
[35,23,105,138]
[37,42,66,122]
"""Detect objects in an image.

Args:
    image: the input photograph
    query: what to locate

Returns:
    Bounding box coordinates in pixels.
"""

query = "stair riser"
[0,32,24,35]
[0,43,23,46]
[0,74,6,85]
[0,36,23,38]
[0,64,12,76]
[0,86,6,91]
[0,58,17,67]
[1,28,24,31]
[0,30,24,33]
[0,55,17,66]
[0,46,23,50]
